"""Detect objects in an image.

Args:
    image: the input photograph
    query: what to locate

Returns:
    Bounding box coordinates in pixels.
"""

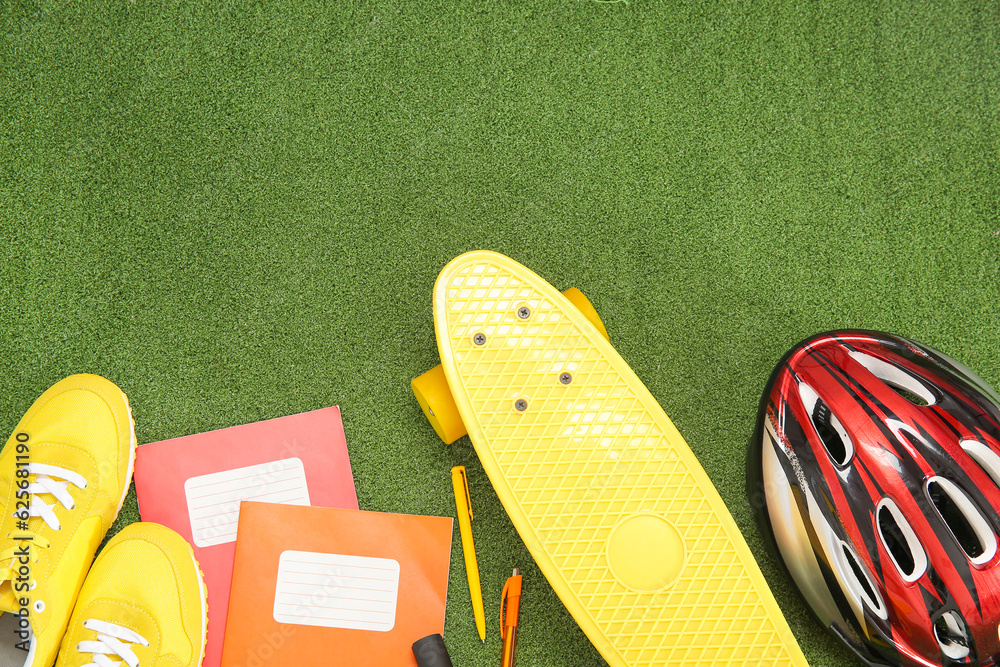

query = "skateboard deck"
[413,251,807,667]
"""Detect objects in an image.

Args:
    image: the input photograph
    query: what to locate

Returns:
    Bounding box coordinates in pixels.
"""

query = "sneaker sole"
[184,536,209,667]
[114,399,207,665]
[112,390,136,519]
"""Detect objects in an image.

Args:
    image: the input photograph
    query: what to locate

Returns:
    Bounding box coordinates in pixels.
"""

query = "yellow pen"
[451,465,486,643]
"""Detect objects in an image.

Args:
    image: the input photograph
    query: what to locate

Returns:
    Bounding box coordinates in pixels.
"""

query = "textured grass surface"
[2,1,999,665]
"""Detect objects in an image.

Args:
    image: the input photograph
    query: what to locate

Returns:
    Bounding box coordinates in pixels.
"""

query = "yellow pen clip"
[452,465,473,522]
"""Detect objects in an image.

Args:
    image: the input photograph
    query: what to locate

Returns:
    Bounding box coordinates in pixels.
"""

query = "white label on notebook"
[273,551,400,632]
[184,458,311,548]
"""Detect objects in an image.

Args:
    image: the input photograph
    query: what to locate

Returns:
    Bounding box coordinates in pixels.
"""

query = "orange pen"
[500,568,522,667]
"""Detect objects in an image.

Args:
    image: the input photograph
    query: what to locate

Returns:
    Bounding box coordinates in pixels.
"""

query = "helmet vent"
[926,477,998,565]
[848,351,936,406]
[798,383,853,466]
[840,542,884,617]
[891,386,931,407]
[934,610,971,661]
[876,499,927,582]
[960,439,1000,490]
[813,401,847,465]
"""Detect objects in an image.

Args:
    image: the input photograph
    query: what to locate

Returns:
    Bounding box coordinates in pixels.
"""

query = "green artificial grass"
[2,1,999,665]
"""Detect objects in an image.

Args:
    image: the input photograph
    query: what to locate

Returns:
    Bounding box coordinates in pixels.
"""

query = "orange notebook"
[221,501,453,667]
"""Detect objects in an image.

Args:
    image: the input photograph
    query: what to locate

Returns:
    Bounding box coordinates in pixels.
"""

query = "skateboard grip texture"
[412,634,454,667]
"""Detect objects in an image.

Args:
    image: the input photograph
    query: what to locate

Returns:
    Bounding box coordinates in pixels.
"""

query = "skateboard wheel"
[561,288,610,341]
[412,364,468,444]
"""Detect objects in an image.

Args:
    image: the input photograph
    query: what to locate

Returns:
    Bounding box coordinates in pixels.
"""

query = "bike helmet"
[748,330,1000,667]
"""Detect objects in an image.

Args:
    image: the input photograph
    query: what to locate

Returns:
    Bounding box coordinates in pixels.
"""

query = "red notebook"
[134,407,358,667]
[221,502,453,667]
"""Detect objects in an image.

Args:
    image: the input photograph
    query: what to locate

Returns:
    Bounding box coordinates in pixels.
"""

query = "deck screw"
[473,333,486,345]
[515,399,528,412]
[517,306,531,319]
[559,373,572,385]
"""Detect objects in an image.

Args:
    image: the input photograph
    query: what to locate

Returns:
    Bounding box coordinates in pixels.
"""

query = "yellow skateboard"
[412,251,807,667]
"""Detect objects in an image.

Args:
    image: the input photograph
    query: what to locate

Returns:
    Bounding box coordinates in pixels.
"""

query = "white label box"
[273,551,400,632]
[184,458,311,548]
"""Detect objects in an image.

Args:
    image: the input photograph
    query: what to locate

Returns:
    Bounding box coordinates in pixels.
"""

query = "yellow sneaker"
[0,375,135,667]
[56,522,207,667]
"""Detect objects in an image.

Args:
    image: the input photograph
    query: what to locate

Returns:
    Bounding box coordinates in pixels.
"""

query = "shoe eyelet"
[33,600,44,613]
[28,580,36,591]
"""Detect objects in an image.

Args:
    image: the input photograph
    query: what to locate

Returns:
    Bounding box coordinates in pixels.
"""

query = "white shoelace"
[12,463,87,531]
[77,619,149,667]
